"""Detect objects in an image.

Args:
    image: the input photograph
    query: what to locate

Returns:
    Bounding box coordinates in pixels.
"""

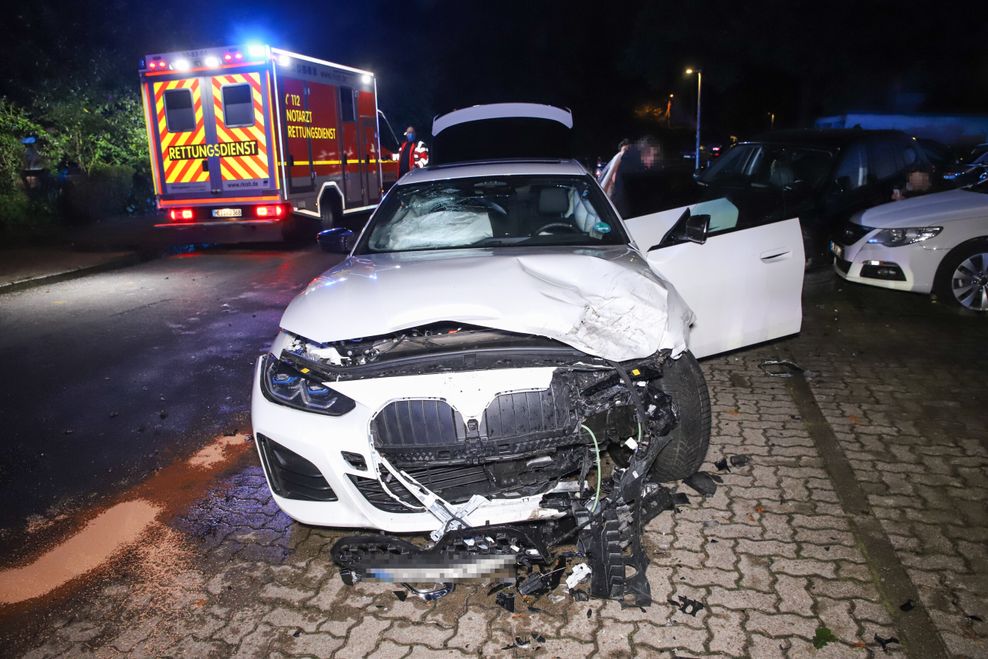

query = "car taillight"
[255,204,288,219]
[168,208,194,222]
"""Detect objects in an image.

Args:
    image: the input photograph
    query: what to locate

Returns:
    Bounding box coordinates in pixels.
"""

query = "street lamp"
[685,67,702,171]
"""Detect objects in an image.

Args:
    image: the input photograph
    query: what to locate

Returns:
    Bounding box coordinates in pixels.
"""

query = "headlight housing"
[867,227,941,247]
[260,353,355,416]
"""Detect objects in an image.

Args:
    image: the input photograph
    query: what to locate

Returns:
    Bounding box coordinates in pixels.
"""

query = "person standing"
[398,126,429,175]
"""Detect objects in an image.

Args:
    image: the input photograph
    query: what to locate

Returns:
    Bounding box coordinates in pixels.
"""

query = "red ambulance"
[138,44,400,239]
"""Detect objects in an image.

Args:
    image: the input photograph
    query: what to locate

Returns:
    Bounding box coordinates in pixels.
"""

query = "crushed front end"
[251,323,693,605]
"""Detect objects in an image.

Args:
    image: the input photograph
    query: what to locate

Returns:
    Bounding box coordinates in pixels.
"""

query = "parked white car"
[250,104,804,601]
[832,179,988,310]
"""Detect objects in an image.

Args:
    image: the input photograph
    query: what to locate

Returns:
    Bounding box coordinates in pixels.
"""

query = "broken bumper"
[250,358,575,533]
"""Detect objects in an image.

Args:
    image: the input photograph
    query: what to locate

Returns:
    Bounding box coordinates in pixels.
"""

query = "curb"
[0,252,152,295]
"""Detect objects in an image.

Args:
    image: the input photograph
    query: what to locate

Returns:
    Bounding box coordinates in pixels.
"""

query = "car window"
[834,143,868,190]
[702,143,832,189]
[869,141,899,180]
[699,144,757,182]
[363,174,627,253]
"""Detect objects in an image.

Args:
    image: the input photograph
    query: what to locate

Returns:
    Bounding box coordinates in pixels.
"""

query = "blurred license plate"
[212,208,242,218]
[830,241,843,259]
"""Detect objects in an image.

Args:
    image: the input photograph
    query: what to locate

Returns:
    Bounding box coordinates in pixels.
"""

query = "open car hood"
[279,246,692,362]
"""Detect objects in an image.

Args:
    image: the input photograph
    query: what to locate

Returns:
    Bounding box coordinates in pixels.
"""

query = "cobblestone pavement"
[3,282,987,657]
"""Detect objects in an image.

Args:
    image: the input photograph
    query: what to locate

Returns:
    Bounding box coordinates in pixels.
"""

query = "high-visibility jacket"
[398,140,429,175]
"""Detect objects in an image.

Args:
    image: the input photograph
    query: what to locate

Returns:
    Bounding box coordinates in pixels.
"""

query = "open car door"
[623,198,804,359]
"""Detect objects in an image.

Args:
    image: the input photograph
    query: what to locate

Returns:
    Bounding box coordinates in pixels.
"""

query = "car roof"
[397,159,589,185]
[744,128,910,150]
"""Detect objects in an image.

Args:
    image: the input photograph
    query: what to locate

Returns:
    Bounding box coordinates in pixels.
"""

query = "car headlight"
[867,227,941,247]
[260,353,355,416]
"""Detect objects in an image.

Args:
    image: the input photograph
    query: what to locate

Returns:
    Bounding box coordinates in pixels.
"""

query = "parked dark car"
[943,148,988,188]
[694,129,931,267]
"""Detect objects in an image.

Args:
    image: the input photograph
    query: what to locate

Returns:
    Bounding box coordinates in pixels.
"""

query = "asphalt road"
[0,243,342,539]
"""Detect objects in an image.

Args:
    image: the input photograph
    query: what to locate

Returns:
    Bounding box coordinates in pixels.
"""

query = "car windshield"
[363,174,627,253]
[700,142,834,190]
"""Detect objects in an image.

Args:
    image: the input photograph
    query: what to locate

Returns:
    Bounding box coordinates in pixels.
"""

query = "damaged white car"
[251,104,804,604]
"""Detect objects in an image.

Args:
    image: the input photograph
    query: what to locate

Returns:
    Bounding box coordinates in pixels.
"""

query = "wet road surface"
[0,243,341,543]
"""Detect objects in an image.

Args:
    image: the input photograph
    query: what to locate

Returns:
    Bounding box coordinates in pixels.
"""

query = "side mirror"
[649,209,710,251]
[317,228,355,253]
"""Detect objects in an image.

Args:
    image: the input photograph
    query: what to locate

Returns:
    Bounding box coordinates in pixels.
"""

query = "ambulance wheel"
[320,197,340,231]
[280,214,311,243]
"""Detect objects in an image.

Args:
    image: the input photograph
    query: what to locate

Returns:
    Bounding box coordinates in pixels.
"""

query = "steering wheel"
[533,222,580,235]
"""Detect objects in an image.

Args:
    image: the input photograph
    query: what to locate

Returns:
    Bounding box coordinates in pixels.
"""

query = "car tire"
[933,239,988,312]
[649,351,711,482]
[280,213,310,243]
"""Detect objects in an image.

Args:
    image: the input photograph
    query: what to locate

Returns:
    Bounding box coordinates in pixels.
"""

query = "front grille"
[837,221,874,246]
[256,434,337,501]
[370,383,579,465]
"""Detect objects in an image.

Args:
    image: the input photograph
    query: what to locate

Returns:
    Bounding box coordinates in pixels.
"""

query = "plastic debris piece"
[673,492,690,506]
[496,591,515,613]
[710,474,723,483]
[566,563,592,590]
[874,634,900,652]
[587,607,593,619]
[527,605,543,613]
[714,457,730,471]
[292,629,301,638]
[393,590,407,601]
[571,589,589,601]
[684,472,718,497]
[669,595,704,616]
[402,582,454,602]
[532,632,546,643]
[900,599,915,612]
[729,454,751,467]
[518,572,550,597]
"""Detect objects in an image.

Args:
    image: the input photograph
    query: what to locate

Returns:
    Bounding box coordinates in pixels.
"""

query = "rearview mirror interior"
[650,209,710,251]
[317,228,355,254]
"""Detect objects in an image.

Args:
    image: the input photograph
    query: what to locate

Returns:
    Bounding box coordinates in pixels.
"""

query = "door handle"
[760,249,791,262]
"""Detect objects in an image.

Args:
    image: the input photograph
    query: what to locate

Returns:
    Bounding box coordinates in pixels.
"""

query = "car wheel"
[934,241,988,312]
[649,351,711,482]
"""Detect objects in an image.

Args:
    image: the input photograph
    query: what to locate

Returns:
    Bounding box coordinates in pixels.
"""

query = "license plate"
[830,241,844,259]
[212,208,242,218]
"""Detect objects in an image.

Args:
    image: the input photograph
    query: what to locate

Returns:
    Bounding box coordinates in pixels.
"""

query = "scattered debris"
[223,429,238,436]
[571,589,589,602]
[759,359,804,378]
[393,590,407,601]
[968,614,984,622]
[518,572,551,597]
[401,582,454,602]
[900,599,915,612]
[527,605,543,613]
[495,591,515,613]
[812,626,837,649]
[874,634,900,652]
[292,629,301,638]
[729,454,751,468]
[668,595,704,617]
[586,607,592,619]
[488,582,511,596]
[503,636,531,650]
[684,472,718,497]
[532,632,546,643]
[566,563,592,590]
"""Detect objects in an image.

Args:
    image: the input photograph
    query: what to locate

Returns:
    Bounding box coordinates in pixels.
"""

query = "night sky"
[4,0,988,155]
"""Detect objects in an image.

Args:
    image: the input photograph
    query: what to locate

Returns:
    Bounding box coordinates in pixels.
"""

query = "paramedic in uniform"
[398,126,429,175]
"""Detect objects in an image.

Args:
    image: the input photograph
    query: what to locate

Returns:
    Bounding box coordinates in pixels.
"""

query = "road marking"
[0,500,161,605]
[785,368,949,659]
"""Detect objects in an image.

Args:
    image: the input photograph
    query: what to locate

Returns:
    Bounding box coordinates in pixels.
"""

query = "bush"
[62,164,136,221]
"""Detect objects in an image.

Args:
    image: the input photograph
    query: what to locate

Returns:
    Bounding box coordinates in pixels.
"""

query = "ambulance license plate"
[212,208,242,218]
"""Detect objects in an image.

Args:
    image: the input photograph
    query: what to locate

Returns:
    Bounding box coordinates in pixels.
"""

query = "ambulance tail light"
[168,208,195,222]
[255,203,289,220]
